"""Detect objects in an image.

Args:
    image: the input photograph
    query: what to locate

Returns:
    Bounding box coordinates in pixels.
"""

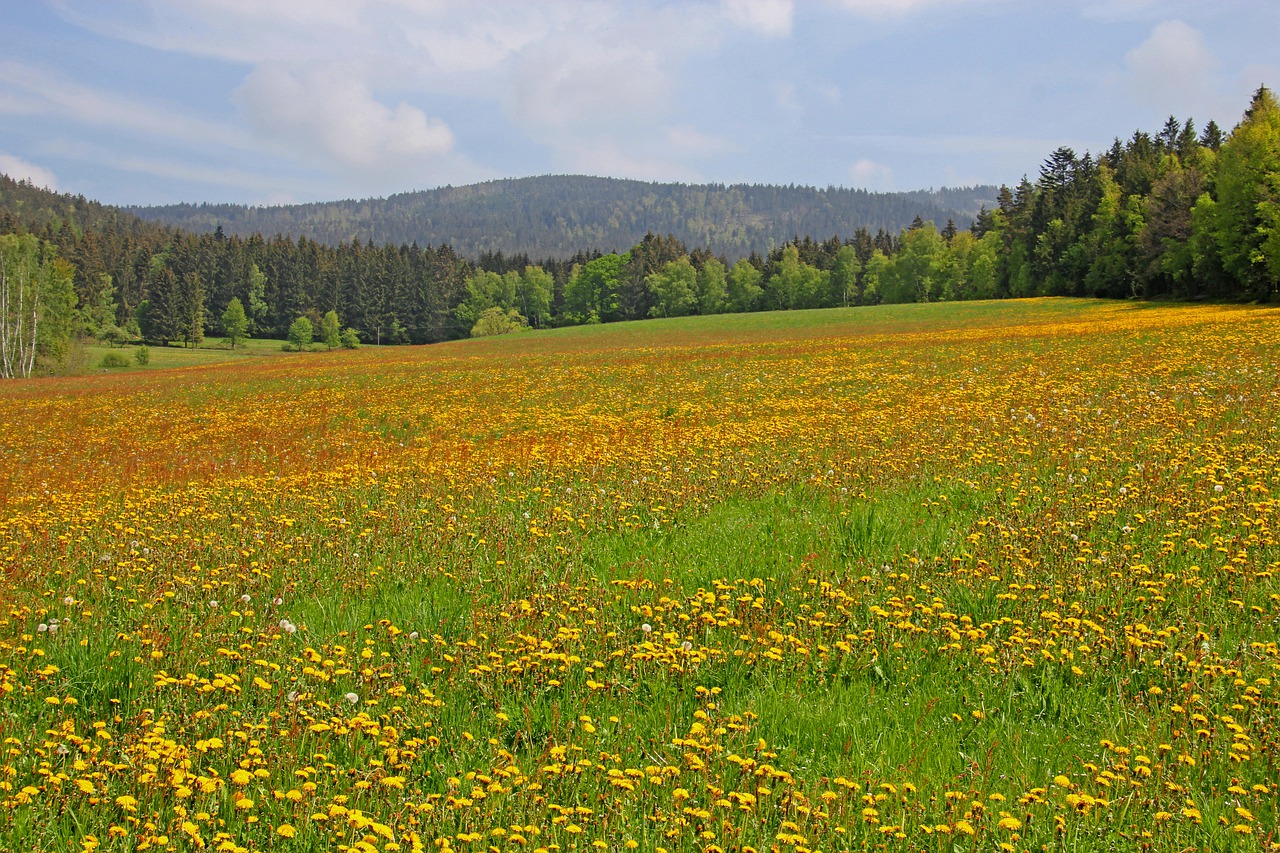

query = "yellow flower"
[277,824,296,838]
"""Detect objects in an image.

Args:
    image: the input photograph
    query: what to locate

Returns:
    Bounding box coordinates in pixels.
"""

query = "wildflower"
[344,692,359,704]
[277,824,296,838]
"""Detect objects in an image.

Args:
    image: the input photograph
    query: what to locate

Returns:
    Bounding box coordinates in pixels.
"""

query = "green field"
[0,298,1277,852]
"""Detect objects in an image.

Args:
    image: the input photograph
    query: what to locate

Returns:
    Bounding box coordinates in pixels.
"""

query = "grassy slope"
[1,298,1278,852]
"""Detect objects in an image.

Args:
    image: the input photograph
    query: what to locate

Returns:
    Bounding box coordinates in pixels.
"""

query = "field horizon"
[1,297,1278,852]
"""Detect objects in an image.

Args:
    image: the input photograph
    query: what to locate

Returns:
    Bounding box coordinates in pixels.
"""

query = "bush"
[99,352,130,369]
[470,307,528,337]
[134,345,150,366]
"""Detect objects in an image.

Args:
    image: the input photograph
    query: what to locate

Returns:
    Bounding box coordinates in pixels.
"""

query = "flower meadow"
[1,298,1278,853]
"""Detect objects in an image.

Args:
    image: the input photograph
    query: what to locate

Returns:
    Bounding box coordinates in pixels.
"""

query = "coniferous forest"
[1,86,1278,373]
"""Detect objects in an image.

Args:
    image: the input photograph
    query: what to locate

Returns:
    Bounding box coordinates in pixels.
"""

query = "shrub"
[134,345,150,366]
[99,352,130,369]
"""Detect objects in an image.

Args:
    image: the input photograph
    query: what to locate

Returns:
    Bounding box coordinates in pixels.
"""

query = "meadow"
[0,297,1277,853]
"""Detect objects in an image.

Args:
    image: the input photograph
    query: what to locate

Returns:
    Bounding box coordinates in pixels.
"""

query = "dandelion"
[208,600,218,609]
[641,623,653,634]
[279,618,297,634]
[344,692,359,704]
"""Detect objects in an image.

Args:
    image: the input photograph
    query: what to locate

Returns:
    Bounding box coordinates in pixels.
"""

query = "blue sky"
[1,0,1276,206]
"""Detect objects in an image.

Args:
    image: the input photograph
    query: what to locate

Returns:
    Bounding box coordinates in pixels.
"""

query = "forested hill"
[0,174,160,240]
[129,175,998,259]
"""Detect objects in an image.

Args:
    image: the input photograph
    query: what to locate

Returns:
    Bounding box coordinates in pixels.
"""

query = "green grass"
[75,335,304,372]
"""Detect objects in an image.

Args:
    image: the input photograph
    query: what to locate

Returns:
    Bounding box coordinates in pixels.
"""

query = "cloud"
[0,60,250,151]
[829,0,993,17]
[665,125,739,159]
[235,64,455,178]
[0,153,58,190]
[722,0,794,36]
[849,157,893,189]
[554,136,705,184]
[1124,20,1220,114]
[506,38,672,139]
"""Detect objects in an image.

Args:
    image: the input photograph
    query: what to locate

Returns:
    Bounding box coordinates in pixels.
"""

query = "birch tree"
[0,234,76,379]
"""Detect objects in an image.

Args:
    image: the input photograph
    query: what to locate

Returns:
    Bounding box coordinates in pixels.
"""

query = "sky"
[1,0,1277,207]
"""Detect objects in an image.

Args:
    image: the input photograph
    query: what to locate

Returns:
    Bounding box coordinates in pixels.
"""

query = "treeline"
[1,86,1277,373]
[129,175,997,260]
[986,86,1278,303]
[526,85,1279,319]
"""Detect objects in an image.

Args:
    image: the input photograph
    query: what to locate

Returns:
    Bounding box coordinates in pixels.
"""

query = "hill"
[129,175,999,259]
[0,173,160,239]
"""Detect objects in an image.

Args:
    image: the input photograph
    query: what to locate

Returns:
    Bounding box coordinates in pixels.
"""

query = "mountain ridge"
[129,174,999,260]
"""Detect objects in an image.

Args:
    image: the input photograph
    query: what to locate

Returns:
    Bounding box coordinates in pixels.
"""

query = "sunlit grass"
[0,298,1278,853]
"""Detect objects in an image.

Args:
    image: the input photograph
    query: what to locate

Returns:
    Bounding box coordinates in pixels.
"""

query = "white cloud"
[849,157,893,189]
[722,0,794,36]
[506,37,672,138]
[829,0,992,17]
[0,60,251,151]
[665,125,739,159]
[555,137,705,184]
[236,64,455,180]
[1125,20,1220,114]
[0,153,59,190]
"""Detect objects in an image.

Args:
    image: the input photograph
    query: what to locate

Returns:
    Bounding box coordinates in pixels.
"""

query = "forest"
[1,86,1277,375]
[128,176,997,260]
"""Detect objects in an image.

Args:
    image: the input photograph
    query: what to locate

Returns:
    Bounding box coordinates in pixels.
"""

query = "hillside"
[0,173,160,239]
[130,175,998,259]
[2,298,1279,849]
